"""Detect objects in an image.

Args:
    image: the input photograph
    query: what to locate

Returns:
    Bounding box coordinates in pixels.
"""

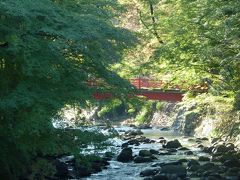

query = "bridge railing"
[129,78,162,89]
[129,78,183,90]
[87,78,208,92]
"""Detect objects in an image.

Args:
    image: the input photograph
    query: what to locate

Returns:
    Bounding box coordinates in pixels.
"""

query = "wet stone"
[203,146,214,154]
[219,152,239,163]
[211,138,221,144]
[151,155,158,160]
[212,144,230,154]
[167,148,177,153]
[226,167,240,176]
[223,158,240,167]
[178,147,190,151]
[200,137,209,141]
[226,143,235,151]
[152,174,169,180]
[139,150,152,157]
[160,161,182,167]
[125,129,144,136]
[127,139,141,146]
[117,147,133,162]
[163,139,182,149]
[140,168,160,177]
[187,165,201,172]
[160,165,187,178]
[159,139,167,144]
[199,156,210,161]
[184,151,194,155]
[196,140,203,144]
[187,159,200,167]
[201,163,216,171]
[134,156,153,163]
[150,149,159,154]
[197,144,204,149]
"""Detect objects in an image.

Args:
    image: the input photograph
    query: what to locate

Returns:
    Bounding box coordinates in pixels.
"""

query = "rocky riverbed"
[84,125,240,180]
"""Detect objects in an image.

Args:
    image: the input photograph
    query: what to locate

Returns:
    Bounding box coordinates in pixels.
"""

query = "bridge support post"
[138,76,141,89]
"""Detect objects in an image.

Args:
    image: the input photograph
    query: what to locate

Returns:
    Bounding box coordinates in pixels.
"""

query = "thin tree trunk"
[148,1,163,44]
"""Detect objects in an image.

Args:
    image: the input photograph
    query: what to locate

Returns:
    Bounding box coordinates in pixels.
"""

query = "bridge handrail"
[88,78,208,92]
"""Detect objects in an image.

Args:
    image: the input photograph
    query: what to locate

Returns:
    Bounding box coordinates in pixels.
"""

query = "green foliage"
[136,100,155,124]
[0,0,136,178]
[156,101,163,110]
[182,93,239,138]
[97,99,123,118]
[29,158,56,180]
[150,0,240,94]
[75,154,103,173]
[233,91,240,110]
[116,0,240,139]
[117,0,239,102]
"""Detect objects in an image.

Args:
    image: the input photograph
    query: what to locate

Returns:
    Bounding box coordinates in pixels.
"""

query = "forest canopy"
[0,0,136,178]
[0,0,240,179]
[115,0,240,103]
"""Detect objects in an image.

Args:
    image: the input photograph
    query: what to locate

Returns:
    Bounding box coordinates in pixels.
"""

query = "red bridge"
[90,78,208,102]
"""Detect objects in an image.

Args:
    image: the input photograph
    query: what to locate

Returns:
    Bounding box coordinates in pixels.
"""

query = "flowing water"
[82,125,210,180]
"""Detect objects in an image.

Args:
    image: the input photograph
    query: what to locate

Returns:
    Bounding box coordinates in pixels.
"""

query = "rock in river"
[163,139,182,149]
[160,165,187,178]
[139,150,152,157]
[117,147,133,162]
[140,168,160,177]
[199,156,210,161]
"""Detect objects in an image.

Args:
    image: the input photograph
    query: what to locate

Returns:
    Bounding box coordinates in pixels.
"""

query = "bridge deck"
[90,78,207,101]
[93,89,184,102]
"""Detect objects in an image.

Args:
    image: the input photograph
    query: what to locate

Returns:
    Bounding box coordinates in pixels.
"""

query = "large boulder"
[117,147,133,162]
[163,139,182,149]
[212,144,231,154]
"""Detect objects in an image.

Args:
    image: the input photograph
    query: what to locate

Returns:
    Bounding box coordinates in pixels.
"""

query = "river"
[82,125,210,180]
